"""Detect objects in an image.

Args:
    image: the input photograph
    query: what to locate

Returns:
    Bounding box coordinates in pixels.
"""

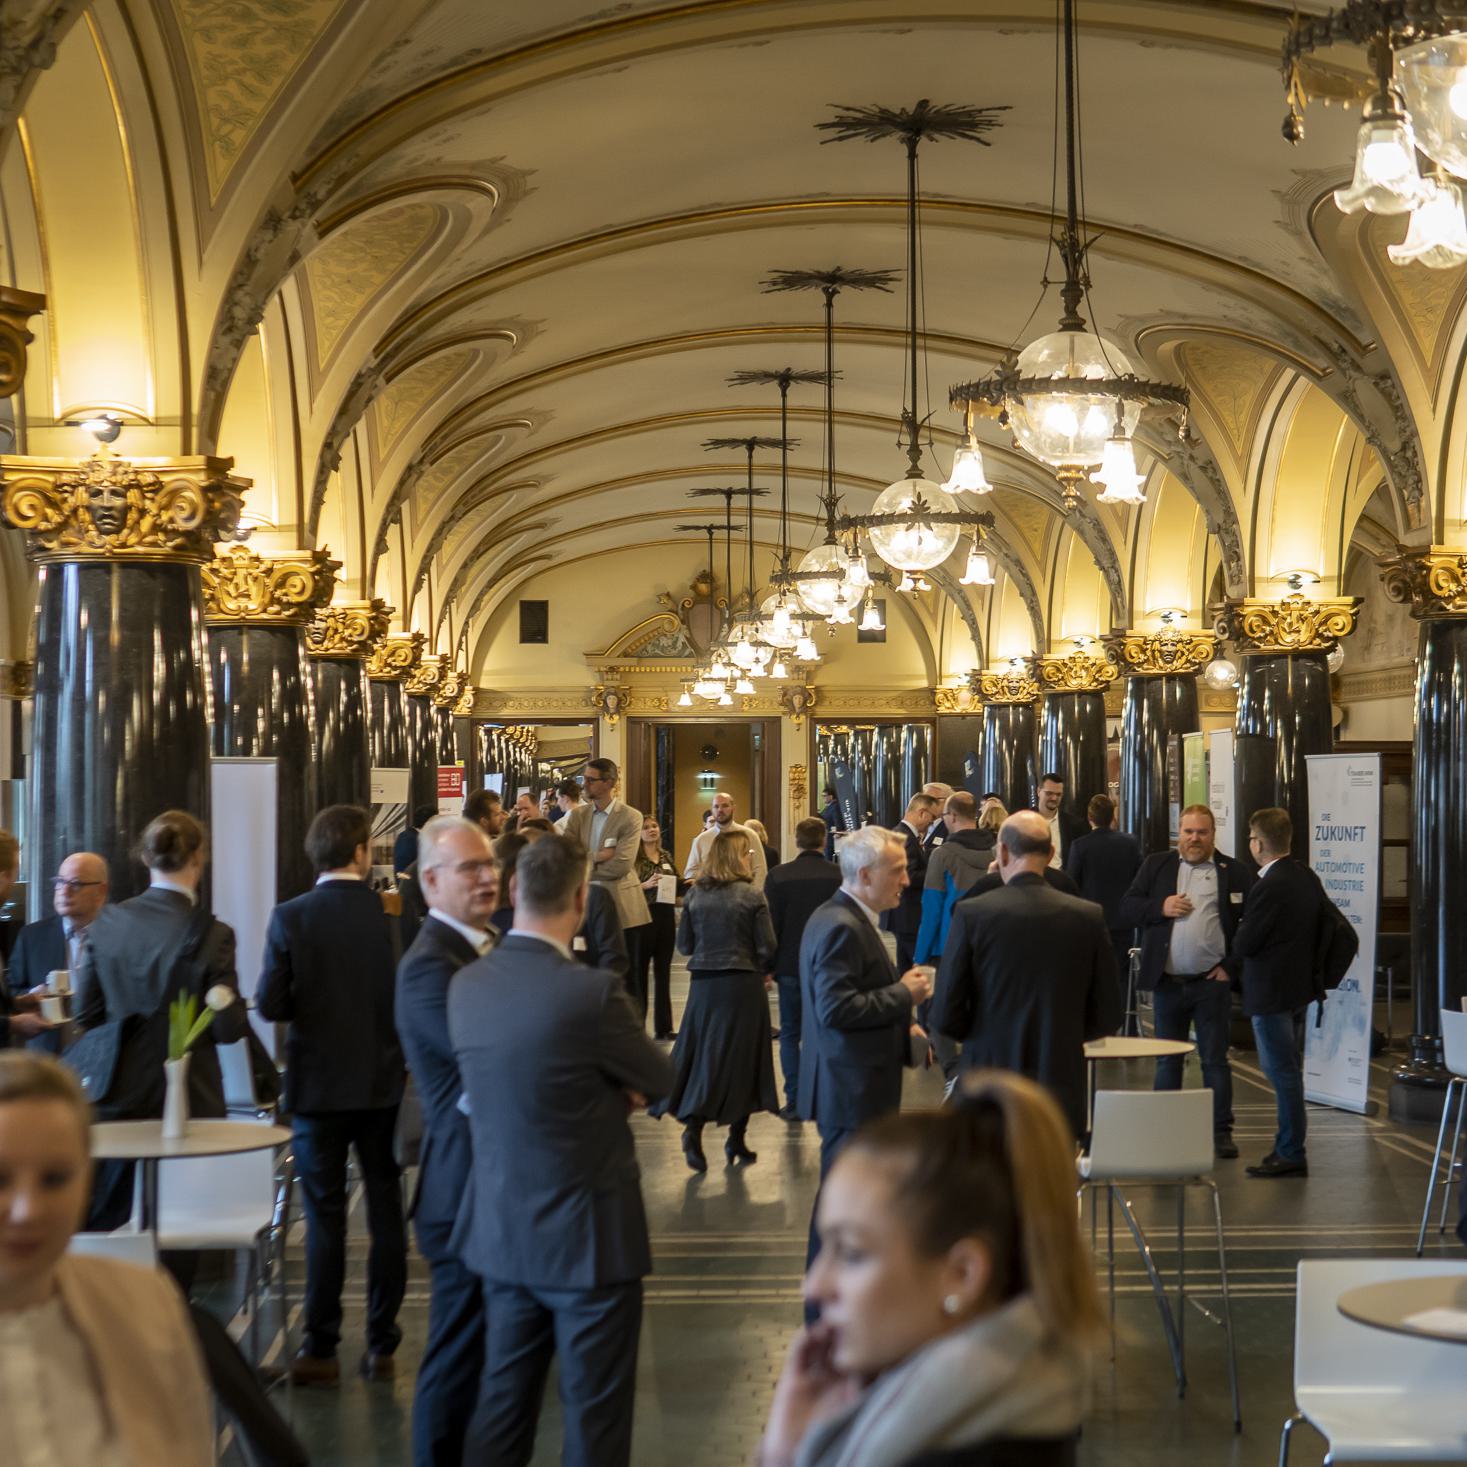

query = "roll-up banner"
[1208,730,1236,860]
[210,757,277,1049]
[1303,752,1380,1115]
[831,756,860,837]
[961,750,983,799]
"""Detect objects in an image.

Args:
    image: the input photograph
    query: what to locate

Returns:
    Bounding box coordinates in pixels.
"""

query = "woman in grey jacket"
[650,828,778,1171]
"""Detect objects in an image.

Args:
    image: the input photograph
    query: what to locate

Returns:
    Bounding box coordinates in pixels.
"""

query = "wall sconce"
[64,412,124,444]
[1280,569,1321,592]
[1153,607,1185,627]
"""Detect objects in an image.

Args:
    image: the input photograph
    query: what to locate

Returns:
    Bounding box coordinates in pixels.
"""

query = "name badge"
[1230,892,1243,904]
[930,837,944,847]
[573,935,587,952]
[603,837,617,848]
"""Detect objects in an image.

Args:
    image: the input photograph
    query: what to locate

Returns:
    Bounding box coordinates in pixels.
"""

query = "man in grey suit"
[798,825,932,1268]
[559,757,650,936]
[450,833,673,1467]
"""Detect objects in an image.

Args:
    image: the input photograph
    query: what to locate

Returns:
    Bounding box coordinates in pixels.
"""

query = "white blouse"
[0,1293,130,1467]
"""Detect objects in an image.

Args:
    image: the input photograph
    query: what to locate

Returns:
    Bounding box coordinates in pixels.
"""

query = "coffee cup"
[39,994,66,1022]
[47,968,70,996]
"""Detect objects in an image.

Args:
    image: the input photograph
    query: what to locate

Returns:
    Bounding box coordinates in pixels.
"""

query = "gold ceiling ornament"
[0,286,45,398]
[974,668,1040,705]
[201,545,339,626]
[305,598,392,659]
[779,683,817,729]
[366,630,425,682]
[1,453,246,564]
[1217,593,1361,653]
[452,676,477,716]
[1104,626,1216,677]
[592,683,630,726]
[789,763,809,814]
[1380,544,1467,619]
[1036,650,1118,694]
[405,653,445,698]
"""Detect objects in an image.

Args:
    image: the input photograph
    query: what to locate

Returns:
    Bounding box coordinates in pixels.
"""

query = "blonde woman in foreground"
[760,1071,1102,1467]
[0,1051,214,1465]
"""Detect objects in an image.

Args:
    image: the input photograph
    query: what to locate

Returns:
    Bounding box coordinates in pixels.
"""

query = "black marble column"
[406,695,437,815]
[1118,673,1199,858]
[1233,652,1333,856]
[5,454,245,901]
[32,562,211,900]
[370,678,409,770]
[979,703,1037,813]
[1040,687,1110,819]
[305,600,387,813]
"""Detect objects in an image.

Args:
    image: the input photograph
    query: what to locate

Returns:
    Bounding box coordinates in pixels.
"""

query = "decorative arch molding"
[928,565,984,665]
[0,2,87,131]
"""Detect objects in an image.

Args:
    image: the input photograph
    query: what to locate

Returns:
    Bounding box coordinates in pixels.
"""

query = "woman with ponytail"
[759,1071,1102,1467]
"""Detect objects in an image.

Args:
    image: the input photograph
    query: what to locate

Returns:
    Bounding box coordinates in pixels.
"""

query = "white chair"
[156,1141,290,1367]
[1415,1008,1467,1254]
[1078,1087,1240,1430]
[1279,1259,1467,1464]
[68,1227,159,1267]
[218,1039,268,1119]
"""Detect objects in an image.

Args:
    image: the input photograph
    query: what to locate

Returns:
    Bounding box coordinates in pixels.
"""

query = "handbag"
[63,903,218,1119]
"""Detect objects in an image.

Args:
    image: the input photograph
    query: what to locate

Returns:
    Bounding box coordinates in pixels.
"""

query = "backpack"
[1313,885,1359,993]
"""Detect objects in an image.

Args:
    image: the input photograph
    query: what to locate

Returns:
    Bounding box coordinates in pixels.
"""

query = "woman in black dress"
[631,815,679,1038]
[652,828,778,1172]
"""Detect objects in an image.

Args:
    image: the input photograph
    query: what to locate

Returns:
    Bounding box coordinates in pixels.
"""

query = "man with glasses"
[560,758,650,937]
[8,851,110,1049]
[397,816,501,1466]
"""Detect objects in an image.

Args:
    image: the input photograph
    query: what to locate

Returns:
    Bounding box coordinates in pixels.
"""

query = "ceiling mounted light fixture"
[1284,5,1467,266]
[950,1,1188,509]
[958,542,995,586]
[818,99,999,571]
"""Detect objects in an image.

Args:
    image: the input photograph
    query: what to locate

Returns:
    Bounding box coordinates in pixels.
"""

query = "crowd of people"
[0,758,1343,1466]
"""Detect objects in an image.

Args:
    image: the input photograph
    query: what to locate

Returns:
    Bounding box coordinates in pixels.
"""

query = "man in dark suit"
[764,817,842,1120]
[394,803,439,881]
[516,818,630,987]
[819,784,843,859]
[1118,802,1254,1158]
[1035,770,1087,869]
[921,781,955,849]
[396,815,500,1467]
[1233,806,1323,1179]
[961,863,1078,900]
[257,804,407,1387]
[882,792,938,972]
[799,825,933,1267]
[933,811,1121,1138]
[1067,794,1144,995]
[451,833,673,1467]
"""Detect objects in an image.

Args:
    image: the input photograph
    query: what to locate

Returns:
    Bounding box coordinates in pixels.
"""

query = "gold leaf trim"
[1218,594,1360,653]
[1104,627,1216,676]
[366,631,425,682]
[202,545,339,625]
[1380,545,1467,620]
[976,669,1039,705]
[306,598,392,658]
[1036,651,1118,694]
[404,653,444,698]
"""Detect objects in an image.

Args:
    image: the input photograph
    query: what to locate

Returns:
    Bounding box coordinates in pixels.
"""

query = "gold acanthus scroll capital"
[974,668,1040,705]
[1380,545,1467,620]
[202,545,340,626]
[1037,651,1118,694]
[404,653,444,698]
[1104,626,1216,676]
[1,453,246,564]
[366,631,426,682]
[0,287,45,399]
[306,599,393,659]
[1216,593,1360,653]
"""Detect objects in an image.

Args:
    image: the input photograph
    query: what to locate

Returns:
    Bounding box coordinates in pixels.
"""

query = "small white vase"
[162,1054,191,1140]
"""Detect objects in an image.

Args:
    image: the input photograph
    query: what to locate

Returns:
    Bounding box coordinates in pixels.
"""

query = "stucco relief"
[1177,338,1280,465]
[373,350,475,455]
[1350,556,1416,667]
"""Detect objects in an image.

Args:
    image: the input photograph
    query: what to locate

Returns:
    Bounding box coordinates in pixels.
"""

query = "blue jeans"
[775,975,801,1106]
[1251,1010,1307,1162]
[1152,976,1234,1134]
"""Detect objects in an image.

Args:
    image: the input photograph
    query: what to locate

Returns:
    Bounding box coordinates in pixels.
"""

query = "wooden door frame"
[625,716,780,830]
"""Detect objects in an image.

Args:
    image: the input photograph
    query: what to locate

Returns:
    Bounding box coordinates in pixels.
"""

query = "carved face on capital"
[85,480,130,537]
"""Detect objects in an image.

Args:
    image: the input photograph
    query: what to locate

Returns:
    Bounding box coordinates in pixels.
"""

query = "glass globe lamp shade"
[677,687,693,707]
[1397,38,1467,180]
[771,657,789,679]
[795,543,850,617]
[843,552,871,592]
[858,596,885,633]
[1202,657,1238,692]
[1092,433,1147,504]
[943,438,993,495]
[866,476,962,571]
[1388,176,1467,268]
[734,676,755,695]
[958,545,995,586]
[694,677,720,699]
[1009,330,1140,469]
[717,690,733,706]
[1334,106,1428,215]
[708,653,731,681]
[759,594,798,648]
[795,635,819,662]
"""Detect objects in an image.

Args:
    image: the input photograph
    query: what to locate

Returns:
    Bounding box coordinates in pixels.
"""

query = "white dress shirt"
[843,889,886,937]
[428,907,494,956]
[1047,813,1063,869]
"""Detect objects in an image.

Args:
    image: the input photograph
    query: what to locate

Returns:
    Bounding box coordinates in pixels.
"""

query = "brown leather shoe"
[288,1349,340,1387]
[359,1351,396,1382]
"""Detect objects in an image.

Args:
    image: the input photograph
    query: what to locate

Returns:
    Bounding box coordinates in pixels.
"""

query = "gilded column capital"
[0,286,45,398]
[0,660,33,699]
[433,667,467,709]
[202,545,339,626]
[1380,544,1467,619]
[0,452,246,563]
[404,653,444,698]
[1037,651,1118,694]
[452,677,477,716]
[1216,593,1360,653]
[973,668,1039,705]
[306,598,392,659]
[1104,626,1215,676]
[366,630,425,682]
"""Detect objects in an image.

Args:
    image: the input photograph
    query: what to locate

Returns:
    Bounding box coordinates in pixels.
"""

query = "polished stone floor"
[258,961,1464,1467]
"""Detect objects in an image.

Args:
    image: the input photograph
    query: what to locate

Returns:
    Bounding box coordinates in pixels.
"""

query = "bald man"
[10,850,110,1008]
[931,811,1121,1136]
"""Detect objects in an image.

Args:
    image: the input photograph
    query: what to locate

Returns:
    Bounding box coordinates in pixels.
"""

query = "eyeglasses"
[52,877,102,892]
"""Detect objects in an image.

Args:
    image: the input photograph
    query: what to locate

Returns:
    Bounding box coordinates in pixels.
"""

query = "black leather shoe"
[358,1351,395,1382]
[682,1126,707,1173]
[725,1135,758,1166]
[1214,1132,1239,1160]
[286,1349,339,1388]
[1246,1153,1308,1178]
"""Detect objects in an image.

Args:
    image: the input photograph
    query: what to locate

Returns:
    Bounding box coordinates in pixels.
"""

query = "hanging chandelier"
[817,99,999,571]
[949,0,1188,510]
[1283,3,1467,269]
